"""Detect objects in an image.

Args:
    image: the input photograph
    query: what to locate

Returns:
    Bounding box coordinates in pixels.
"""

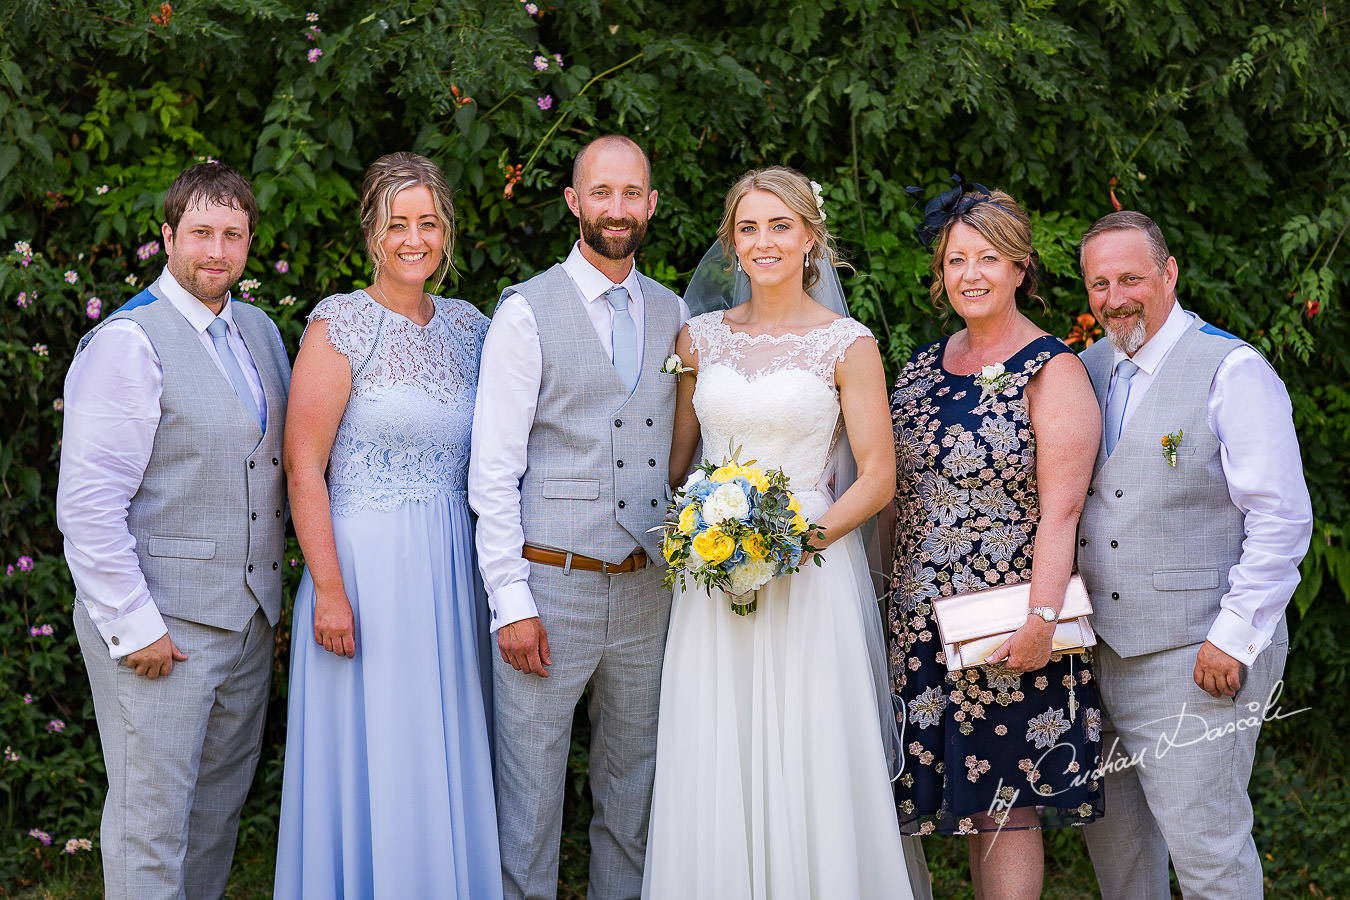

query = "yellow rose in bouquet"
[692,526,736,564]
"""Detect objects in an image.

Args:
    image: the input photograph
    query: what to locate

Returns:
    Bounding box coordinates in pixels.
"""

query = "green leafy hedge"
[2,0,1347,889]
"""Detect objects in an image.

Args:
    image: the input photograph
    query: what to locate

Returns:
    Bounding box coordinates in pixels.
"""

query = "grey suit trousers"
[75,602,273,900]
[494,560,671,900]
[1083,634,1287,900]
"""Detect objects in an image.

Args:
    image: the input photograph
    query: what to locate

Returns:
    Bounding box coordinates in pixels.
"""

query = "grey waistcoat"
[512,264,681,563]
[76,288,291,630]
[1077,314,1248,658]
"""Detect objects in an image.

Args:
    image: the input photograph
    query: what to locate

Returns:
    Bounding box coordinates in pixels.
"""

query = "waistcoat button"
[615,418,623,427]
[273,457,279,465]
[248,564,254,573]
[617,460,624,468]
[1087,487,1094,496]
[646,418,654,426]
[251,512,257,520]
[651,498,658,507]
[1079,538,1087,547]
[648,458,656,467]
[1111,591,1119,600]
[1115,489,1123,498]
[1110,540,1119,548]
[249,460,255,469]
[618,500,626,509]
[273,562,279,570]
[275,510,282,518]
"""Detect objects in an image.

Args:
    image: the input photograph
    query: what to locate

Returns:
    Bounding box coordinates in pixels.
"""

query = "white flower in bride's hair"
[703,482,750,525]
[809,180,827,221]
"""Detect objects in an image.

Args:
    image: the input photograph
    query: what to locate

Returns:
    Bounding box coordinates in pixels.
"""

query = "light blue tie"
[207,317,263,429]
[606,286,640,392]
[1104,358,1139,456]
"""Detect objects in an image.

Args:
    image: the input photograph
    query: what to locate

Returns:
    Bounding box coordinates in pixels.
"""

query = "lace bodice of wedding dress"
[304,289,489,516]
[688,311,873,489]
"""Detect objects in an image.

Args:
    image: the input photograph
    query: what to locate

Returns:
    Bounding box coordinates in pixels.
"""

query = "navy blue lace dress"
[888,334,1105,835]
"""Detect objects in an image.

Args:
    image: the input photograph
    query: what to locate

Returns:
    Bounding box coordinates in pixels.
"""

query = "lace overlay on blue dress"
[305,289,488,516]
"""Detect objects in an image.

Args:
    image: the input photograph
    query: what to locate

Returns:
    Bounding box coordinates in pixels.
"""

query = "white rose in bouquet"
[702,482,750,525]
[725,557,778,596]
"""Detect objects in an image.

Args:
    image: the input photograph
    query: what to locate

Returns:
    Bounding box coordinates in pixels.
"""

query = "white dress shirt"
[469,243,689,632]
[1103,301,1314,665]
[56,268,276,658]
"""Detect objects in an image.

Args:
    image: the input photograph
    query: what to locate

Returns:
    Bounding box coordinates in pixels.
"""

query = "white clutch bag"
[931,574,1096,671]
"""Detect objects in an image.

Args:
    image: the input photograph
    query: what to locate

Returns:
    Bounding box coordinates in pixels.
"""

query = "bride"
[643,167,929,899]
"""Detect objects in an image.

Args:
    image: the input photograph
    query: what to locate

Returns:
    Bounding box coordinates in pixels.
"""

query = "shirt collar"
[561,241,643,305]
[154,266,238,336]
[1113,300,1189,376]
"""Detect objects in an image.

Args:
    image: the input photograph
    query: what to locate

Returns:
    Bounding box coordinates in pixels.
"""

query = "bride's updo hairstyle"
[360,151,457,289]
[716,166,841,292]
[926,189,1042,310]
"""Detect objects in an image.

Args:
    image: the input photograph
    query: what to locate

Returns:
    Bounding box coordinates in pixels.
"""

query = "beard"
[1102,305,1149,355]
[580,211,648,261]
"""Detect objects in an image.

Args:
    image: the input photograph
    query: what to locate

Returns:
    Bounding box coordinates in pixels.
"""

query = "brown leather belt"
[522,544,648,575]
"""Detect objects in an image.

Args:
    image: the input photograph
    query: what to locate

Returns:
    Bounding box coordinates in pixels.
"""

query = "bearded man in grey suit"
[469,135,687,900]
[57,163,290,900]
[1076,211,1312,900]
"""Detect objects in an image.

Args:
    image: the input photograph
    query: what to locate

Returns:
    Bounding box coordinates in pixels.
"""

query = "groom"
[470,135,687,899]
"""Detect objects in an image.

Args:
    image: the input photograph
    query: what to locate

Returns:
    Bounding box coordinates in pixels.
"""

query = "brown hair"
[927,189,1041,309]
[716,166,842,292]
[163,162,258,235]
[360,152,456,288]
[1079,210,1171,272]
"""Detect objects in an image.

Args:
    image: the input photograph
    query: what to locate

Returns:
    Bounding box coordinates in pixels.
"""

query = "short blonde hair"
[716,166,841,292]
[360,152,456,288]
[927,189,1041,309]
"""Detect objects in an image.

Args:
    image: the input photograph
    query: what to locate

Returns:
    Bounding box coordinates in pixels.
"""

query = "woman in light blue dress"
[274,152,501,898]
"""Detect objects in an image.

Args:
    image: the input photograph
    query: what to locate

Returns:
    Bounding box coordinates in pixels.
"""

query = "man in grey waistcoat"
[57,163,290,900]
[1075,211,1312,899]
[469,135,687,899]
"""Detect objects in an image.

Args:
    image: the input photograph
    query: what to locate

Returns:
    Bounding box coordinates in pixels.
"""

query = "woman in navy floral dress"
[889,187,1104,899]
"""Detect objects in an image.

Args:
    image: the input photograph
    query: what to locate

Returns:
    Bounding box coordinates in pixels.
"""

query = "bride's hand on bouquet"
[984,619,1054,673]
[313,587,357,658]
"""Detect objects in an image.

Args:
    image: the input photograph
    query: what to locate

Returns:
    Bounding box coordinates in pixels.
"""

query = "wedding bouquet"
[657,443,824,615]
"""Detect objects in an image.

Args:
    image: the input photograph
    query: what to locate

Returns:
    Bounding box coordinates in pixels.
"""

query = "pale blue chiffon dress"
[274,290,501,899]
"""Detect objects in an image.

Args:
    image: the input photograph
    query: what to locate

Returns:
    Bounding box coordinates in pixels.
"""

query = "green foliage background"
[2,0,1348,895]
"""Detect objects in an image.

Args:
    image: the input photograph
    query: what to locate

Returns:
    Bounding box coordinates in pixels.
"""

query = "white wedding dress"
[643,312,920,900]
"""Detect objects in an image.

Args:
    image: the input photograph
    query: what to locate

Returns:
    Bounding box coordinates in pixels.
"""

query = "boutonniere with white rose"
[660,353,694,379]
[1161,429,1183,467]
[973,362,1013,404]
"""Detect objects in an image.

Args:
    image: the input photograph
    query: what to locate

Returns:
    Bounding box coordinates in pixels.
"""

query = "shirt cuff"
[91,601,169,659]
[488,580,539,633]
[1206,607,1275,667]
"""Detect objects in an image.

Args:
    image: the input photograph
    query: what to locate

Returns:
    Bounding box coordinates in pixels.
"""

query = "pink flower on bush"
[29,829,51,846]
[524,2,538,13]
[32,344,48,357]
[87,297,102,319]
[279,295,296,306]
[22,694,32,704]
[4,565,12,576]
[64,270,78,284]
[16,291,31,309]
[537,95,553,111]
[95,184,110,195]
[47,719,66,734]
[30,624,55,637]
[306,11,318,21]
[53,398,64,412]
[4,747,19,762]
[554,54,564,68]
[274,260,289,274]
[305,25,322,40]
[17,556,34,571]
[125,274,138,285]
[534,55,549,71]
[63,838,93,854]
[307,48,323,63]
[136,241,160,261]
